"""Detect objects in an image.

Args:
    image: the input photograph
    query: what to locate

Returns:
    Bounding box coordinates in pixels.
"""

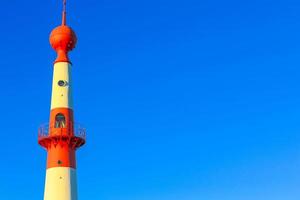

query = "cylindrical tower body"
[38,3,85,200]
[44,61,77,200]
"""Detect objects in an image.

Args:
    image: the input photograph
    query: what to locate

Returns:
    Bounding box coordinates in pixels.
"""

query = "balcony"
[38,123,86,149]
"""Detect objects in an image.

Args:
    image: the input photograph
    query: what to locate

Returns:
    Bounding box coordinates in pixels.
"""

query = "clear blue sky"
[0,0,299,199]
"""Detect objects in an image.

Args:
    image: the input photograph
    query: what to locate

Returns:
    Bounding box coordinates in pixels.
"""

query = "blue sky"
[0,0,300,199]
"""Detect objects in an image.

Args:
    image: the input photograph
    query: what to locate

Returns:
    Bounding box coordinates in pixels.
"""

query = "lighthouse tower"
[38,1,86,200]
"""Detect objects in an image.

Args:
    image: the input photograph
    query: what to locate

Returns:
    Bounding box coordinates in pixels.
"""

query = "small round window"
[58,80,67,87]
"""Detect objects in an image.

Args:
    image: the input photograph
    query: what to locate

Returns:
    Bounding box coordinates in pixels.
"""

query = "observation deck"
[38,123,86,150]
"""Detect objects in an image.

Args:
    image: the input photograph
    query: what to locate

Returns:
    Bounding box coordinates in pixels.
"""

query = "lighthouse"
[38,1,86,200]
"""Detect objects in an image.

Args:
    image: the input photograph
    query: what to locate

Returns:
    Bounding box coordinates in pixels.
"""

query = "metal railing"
[38,122,86,141]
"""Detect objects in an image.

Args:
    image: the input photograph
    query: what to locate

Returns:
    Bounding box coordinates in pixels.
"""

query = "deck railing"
[38,122,86,141]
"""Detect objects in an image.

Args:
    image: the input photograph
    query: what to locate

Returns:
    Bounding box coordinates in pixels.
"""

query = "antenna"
[62,0,67,25]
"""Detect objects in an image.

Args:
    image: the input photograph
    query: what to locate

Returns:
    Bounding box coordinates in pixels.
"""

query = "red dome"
[50,25,77,51]
[49,25,77,63]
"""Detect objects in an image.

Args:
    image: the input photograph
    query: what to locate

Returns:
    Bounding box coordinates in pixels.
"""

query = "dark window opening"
[55,113,66,128]
[58,80,66,87]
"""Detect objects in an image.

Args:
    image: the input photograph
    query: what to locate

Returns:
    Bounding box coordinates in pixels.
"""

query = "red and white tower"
[38,1,86,200]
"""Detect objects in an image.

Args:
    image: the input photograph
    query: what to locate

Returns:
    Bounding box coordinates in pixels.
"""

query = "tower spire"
[62,0,66,25]
[49,0,77,63]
